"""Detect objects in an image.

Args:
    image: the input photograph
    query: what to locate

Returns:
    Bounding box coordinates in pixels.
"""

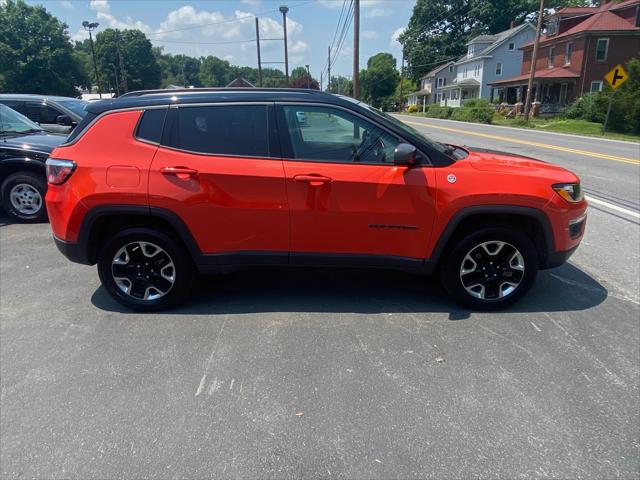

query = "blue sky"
[30,0,416,80]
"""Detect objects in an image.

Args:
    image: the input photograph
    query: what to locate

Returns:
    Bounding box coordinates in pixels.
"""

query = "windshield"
[57,99,88,118]
[0,104,43,135]
[337,95,452,157]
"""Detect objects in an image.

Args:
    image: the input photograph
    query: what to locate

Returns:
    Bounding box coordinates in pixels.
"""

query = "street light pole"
[352,0,360,99]
[82,21,102,99]
[279,5,289,86]
[305,64,310,88]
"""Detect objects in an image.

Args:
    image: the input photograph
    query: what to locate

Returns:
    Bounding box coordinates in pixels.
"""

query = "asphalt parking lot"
[1,203,638,478]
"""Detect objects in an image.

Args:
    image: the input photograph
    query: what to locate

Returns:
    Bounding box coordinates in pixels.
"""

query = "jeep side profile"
[45,89,587,311]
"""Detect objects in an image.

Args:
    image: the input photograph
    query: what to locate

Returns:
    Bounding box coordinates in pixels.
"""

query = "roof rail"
[117,87,331,99]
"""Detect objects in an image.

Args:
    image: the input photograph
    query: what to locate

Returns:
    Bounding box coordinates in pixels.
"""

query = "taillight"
[46,158,76,185]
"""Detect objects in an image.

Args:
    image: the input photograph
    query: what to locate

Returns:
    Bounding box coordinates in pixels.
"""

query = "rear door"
[277,103,437,261]
[149,103,289,260]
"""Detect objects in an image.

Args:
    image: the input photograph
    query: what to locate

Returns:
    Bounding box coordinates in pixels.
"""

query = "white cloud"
[90,0,110,14]
[60,0,73,9]
[97,11,152,34]
[240,0,261,6]
[366,7,389,18]
[290,40,308,54]
[362,30,377,40]
[391,27,405,47]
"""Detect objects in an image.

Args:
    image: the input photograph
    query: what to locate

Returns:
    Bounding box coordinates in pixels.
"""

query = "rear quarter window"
[136,108,167,144]
[174,105,269,157]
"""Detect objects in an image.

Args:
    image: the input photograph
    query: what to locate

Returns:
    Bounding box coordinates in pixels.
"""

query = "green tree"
[289,66,319,89]
[94,28,161,93]
[328,75,352,95]
[360,53,400,110]
[199,55,231,86]
[0,0,85,96]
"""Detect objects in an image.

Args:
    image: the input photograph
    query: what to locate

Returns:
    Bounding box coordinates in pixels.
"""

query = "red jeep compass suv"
[45,89,587,311]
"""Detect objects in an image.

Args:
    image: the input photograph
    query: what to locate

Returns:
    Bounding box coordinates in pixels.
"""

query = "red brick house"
[489,0,640,114]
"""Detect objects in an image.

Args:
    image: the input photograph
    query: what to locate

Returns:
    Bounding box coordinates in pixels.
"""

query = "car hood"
[1,132,67,155]
[465,148,575,178]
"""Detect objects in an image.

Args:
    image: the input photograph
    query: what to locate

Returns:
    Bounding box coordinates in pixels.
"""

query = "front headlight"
[553,183,584,203]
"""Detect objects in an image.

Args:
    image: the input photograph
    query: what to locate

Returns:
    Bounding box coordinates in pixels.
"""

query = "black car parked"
[0,104,66,222]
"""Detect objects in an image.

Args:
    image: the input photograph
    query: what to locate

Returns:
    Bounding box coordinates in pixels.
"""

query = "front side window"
[495,62,503,75]
[596,38,609,62]
[175,105,269,157]
[26,102,61,124]
[281,105,400,164]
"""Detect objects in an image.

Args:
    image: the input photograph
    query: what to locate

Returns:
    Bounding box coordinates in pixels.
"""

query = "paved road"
[1,123,639,478]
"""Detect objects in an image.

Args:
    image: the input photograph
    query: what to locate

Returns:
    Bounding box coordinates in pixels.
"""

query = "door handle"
[293,174,332,186]
[160,166,199,178]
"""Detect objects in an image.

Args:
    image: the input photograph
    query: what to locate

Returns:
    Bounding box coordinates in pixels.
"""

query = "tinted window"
[58,99,88,118]
[0,100,26,115]
[26,102,61,124]
[136,108,167,144]
[282,105,400,164]
[176,105,269,157]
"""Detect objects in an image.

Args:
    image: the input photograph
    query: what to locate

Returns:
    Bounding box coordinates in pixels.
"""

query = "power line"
[321,0,353,80]
[152,37,282,45]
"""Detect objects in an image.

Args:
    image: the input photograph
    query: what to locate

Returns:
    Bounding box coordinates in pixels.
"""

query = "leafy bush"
[450,99,494,124]
[407,104,419,113]
[424,105,453,119]
[563,92,609,123]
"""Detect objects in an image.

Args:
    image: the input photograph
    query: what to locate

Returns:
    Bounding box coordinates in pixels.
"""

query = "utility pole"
[116,29,128,93]
[112,64,120,96]
[279,5,289,86]
[524,0,544,121]
[255,17,263,87]
[320,71,323,91]
[82,21,102,99]
[327,46,331,93]
[352,0,360,99]
[305,64,310,88]
[398,51,405,111]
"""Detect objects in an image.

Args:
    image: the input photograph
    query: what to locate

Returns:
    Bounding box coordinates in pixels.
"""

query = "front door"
[277,104,436,262]
[149,104,289,258]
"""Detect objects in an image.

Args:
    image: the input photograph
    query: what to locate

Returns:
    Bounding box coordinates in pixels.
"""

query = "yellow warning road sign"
[604,64,629,90]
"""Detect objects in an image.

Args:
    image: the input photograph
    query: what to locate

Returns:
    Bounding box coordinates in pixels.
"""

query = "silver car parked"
[0,94,88,134]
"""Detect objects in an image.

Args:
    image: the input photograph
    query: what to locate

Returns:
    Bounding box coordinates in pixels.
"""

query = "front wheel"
[440,227,539,310]
[97,228,195,311]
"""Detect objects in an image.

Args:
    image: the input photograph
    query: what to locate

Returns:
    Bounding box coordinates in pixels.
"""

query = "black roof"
[86,88,348,115]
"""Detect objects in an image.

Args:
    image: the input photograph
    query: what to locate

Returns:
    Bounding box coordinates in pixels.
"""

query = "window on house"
[548,46,555,68]
[468,45,475,57]
[590,81,603,92]
[495,62,503,75]
[449,65,454,72]
[437,77,446,88]
[474,65,480,77]
[564,42,573,65]
[508,42,515,50]
[596,38,609,62]
[463,68,468,79]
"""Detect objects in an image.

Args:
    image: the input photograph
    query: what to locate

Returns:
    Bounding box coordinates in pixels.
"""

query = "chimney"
[510,20,516,29]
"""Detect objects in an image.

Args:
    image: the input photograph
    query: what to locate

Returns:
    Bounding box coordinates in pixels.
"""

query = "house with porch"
[440,23,536,107]
[407,61,456,110]
[489,0,640,115]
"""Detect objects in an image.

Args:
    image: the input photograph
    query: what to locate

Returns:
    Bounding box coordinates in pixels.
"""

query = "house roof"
[421,61,454,79]
[524,1,640,47]
[441,78,481,89]
[488,67,580,85]
[457,23,535,65]
[225,77,256,88]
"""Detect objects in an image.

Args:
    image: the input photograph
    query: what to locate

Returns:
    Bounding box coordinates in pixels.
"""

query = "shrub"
[425,105,452,119]
[449,99,494,124]
[407,104,419,113]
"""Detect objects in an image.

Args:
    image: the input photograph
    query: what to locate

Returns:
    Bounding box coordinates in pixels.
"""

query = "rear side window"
[175,105,269,157]
[136,108,167,144]
[63,112,97,144]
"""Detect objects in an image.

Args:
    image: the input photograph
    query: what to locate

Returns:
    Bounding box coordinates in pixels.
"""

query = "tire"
[1,171,48,223]
[97,228,195,312]
[440,227,539,310]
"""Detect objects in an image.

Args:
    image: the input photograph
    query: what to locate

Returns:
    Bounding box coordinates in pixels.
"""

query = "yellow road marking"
[403,120,640,165]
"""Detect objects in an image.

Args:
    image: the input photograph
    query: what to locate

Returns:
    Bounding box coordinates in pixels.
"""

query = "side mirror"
[56,114,73,126]
[394,143,418,167]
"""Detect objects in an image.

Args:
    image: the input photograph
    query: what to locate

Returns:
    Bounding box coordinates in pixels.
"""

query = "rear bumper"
[53,236,92,265]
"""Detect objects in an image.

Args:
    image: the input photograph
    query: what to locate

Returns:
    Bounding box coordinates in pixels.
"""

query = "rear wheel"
[97,228,195,311]
[1,171,47,223]
[440,227,538,310]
